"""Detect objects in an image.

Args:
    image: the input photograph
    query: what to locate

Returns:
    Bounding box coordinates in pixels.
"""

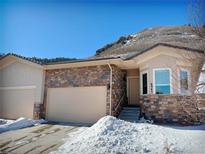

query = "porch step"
[119,112,140,116]
[121,109,140,113]
[118,107,140,123]
[123,107,140,111]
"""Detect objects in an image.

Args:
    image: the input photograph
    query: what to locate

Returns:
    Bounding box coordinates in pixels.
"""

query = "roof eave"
[43,57,123,70]
[124,43,204,60]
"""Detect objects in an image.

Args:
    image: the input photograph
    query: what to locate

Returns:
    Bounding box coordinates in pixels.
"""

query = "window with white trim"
[180,70,189,93]
[154,69,171,94]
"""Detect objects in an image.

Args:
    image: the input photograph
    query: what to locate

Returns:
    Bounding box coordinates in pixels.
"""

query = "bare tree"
[160,0,205,123]
[173,0,205,123]
[174,50,204,122]
[189,0,205,94]
[189,0,205,39]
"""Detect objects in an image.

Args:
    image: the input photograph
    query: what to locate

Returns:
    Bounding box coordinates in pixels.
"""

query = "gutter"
[44,58,122,70]
[107,63,112,116]
[44,57,121,65]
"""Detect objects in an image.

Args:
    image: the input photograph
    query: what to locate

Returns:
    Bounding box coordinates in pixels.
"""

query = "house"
[1,27,205,124]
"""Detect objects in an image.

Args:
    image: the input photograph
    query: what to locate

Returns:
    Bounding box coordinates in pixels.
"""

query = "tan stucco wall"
[127,69,139,77]
[140,54,179,94]
[136,46,203,94]
[0,60,45,104]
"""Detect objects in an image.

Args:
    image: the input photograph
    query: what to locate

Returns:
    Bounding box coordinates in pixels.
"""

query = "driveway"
[0,123,87,154]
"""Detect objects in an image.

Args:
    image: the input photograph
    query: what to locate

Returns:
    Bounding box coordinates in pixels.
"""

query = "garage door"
[46,86,107,123]
[0,88,34,119]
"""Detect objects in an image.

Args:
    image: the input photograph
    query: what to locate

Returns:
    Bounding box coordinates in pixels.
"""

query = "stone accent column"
[33,103,45,119]
[111,66,127,117]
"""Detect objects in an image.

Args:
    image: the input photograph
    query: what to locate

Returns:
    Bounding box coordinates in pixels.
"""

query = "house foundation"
[140,94,205,125]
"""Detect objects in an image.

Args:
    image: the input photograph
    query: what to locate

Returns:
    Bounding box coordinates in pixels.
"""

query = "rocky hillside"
[95,26,204,57]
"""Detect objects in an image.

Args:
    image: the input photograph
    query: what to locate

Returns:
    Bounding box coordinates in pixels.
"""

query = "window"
[180,70,189,93]
[142,73,148,94]
[154,69,171,94]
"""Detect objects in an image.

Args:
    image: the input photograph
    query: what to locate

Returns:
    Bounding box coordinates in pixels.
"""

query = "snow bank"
[0,119,14,125]
[138,117,153,124]
[53,116,205,154]
[0,117,46,133]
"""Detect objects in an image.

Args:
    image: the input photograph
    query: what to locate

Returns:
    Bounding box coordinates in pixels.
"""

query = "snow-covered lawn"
[52,116,205,154]
[0,119,14,125]
[0,117,46,133]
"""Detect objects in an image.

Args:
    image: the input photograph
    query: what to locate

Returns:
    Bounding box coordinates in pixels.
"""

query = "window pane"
[142,73,147,94]
[156,85,170,94]
[155,70,170,85]
[154,69,171,94]
[180,70,188,91]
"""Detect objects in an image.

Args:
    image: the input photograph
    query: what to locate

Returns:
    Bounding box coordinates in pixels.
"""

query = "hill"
[95,26,204,58]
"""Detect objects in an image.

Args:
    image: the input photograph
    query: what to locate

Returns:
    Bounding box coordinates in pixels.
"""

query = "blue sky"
[0,0,189,58]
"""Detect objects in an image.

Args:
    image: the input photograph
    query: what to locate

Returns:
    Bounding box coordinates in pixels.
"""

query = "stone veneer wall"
[112,66,127,116]
[42,65,126,119]
[33,103,44,119]
[140,94,205,125]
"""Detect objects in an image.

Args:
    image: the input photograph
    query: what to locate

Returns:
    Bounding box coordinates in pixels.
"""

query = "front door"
[128,77,140,106]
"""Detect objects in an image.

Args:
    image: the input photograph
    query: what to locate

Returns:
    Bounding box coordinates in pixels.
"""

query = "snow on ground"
[52,116,205,154]
[0,117,46,133]
[0,119,14,125]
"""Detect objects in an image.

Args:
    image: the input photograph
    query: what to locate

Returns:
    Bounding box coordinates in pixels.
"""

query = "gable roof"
[0,53,43,65]
[123,43,204,60]
[0,53,121,66]
[0,43,204,66]
[0,53,78,65]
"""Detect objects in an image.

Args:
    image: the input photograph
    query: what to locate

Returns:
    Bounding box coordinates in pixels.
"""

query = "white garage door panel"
[0,89,34,119]
[47,86,107,123]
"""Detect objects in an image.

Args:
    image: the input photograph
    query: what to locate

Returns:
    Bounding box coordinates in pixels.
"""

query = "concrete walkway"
[0,124,86,154]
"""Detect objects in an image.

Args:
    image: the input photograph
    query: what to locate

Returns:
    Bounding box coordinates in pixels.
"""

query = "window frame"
[153,68,172,95]
[140,71,149,95]
[178,68,190,94]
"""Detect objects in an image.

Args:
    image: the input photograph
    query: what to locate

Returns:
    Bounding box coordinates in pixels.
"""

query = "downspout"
[107,63,112,116]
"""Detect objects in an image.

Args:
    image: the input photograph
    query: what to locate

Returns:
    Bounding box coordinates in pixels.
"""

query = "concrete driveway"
[0,123,87,154]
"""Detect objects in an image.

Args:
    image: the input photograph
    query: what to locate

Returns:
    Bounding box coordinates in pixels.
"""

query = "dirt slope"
[95,26,204,58]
